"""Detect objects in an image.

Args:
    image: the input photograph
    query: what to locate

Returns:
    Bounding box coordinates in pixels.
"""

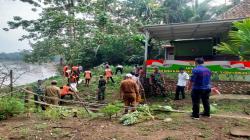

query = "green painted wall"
[173,39,213,56]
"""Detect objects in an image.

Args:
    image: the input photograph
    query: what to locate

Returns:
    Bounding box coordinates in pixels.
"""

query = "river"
[0,61,58,86]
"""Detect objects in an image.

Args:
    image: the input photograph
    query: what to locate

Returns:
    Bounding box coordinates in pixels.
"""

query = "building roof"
[139,18,243,41]
[217,0,250,20]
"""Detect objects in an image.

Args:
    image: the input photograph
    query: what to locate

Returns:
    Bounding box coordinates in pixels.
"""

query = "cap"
[51,80,57,84]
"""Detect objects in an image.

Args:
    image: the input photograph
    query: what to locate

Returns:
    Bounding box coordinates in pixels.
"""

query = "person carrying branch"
[120,74,139,114]
[44,80,61,107]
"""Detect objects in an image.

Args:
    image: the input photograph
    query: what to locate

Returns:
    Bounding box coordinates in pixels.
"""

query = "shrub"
[0,97,25,120]
[43,107,71,120]
[100,103,121,120]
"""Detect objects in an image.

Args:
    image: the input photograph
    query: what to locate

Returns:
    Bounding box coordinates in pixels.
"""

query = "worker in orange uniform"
[63,65,69,77]
[84,69,92,87]
[69,72,78,92]
[104,66,115,83]
[72,65,80,84]
[60,84,75,104]
[120,74,139,114]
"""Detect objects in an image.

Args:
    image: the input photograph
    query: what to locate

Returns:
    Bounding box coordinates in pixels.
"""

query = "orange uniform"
[60,85,73,96]
[84,70,92,79]
[69,74,78,83]
[63,66,68,77]
[72,66,80,75]
[105,68,112,78]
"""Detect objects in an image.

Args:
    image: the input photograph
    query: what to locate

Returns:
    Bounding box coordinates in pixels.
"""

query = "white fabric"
[126,73,132,78]
[132,75,142,89]
[177,72,189,86]
[70,83,78,92]
[79,66,83,71]
[117,65,123,68]
[132,76,139,82]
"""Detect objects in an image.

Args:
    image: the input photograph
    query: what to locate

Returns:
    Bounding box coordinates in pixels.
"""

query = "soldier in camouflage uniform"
[98,75,106,101]
[32,80,46,110]
[149,67,166,96]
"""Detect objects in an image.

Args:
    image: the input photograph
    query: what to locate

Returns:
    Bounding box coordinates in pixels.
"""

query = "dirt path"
[211,94,250,100]
[1,113,250,140]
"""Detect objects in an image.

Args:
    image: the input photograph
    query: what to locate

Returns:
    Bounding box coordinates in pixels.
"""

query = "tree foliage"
[216,18,250,61]
[5,0,234,67]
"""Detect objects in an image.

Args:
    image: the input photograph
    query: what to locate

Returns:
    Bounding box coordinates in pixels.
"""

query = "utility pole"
[10,70,13,94]
[143,30,150,76]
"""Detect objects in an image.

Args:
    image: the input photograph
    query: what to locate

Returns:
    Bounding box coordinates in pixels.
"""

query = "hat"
[126,73,133,78]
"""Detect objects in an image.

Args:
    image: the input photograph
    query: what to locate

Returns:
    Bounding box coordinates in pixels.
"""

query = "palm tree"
[216,18,250,61]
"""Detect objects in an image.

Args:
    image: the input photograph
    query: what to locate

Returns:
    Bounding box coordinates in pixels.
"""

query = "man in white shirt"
[115,64,123,75]
[175,67,189,100]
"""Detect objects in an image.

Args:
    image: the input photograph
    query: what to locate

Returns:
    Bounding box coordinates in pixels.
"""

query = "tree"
[4,0,234,67]
[216,18,250,61]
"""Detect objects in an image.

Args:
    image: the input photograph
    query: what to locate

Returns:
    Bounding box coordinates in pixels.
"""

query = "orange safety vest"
[63,66,68,72]
[63,66,68,76]
[65,70,71,78]
[85,70,91,79]
[60,85,71,96]
[72,66,79,72]
[69,74,78,83]
[105,68,112,78]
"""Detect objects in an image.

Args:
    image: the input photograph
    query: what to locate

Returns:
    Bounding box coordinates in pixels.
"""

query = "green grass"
[211,99,250,114]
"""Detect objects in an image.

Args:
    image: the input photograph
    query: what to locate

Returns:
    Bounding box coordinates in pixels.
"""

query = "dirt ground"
[0,109,250,140]
[1,74,250,140]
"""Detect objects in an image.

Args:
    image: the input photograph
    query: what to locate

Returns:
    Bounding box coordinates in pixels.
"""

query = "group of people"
[32,79,68,110]
[33,58,212,120]
[121,58,212,120]
[173,58,211,120]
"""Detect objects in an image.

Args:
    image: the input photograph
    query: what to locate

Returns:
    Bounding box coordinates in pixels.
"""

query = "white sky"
[0,0,39,53]
[0,0,229,53]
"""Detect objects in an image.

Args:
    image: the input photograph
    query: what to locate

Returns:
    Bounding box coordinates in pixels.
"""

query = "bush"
[43,107,71,120]
[100,103,122,120]
[0,97,25,120]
